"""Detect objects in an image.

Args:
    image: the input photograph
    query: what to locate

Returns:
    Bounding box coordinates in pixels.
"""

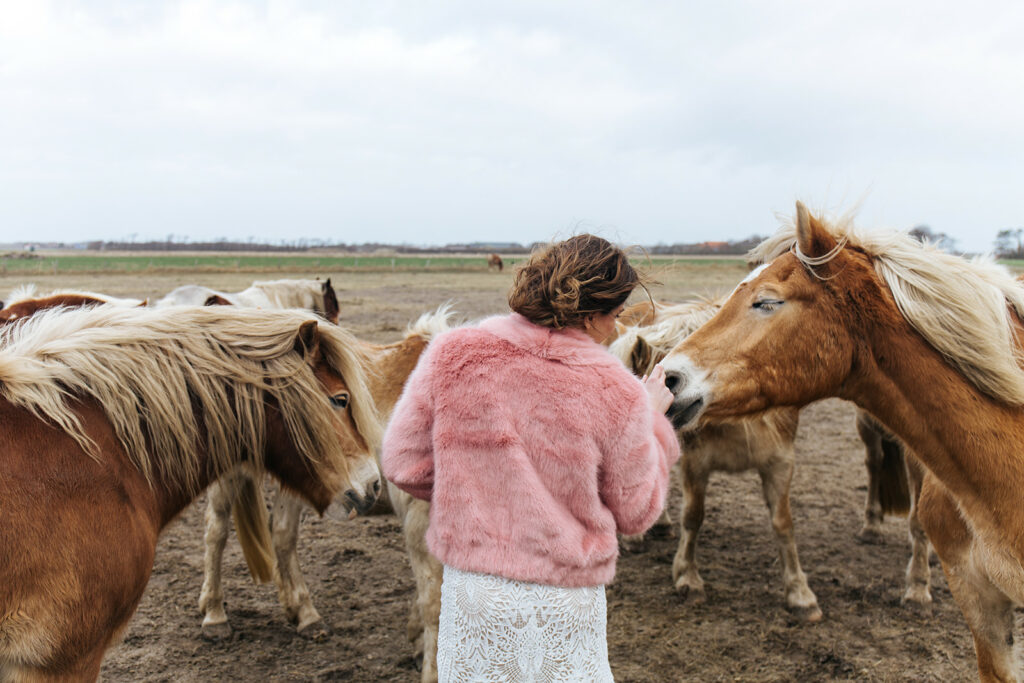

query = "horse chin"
[668,395,705,431]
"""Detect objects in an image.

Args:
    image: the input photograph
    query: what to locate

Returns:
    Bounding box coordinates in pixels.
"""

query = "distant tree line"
[995,229,1024,259]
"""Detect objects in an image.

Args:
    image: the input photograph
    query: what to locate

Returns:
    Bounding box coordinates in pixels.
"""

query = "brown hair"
[508,234,646,329]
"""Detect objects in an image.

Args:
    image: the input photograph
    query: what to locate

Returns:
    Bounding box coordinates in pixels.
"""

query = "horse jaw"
[661,352,711,430]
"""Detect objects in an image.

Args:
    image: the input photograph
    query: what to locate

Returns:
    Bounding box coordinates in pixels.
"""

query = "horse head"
[660,202,872,430]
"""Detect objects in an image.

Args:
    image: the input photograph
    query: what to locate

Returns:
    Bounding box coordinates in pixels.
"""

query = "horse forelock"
[0,306,378,492]
[749,210,1024,405]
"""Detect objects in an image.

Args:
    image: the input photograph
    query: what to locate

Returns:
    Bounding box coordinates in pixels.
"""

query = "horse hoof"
[201,621,233,641]
[789,605,823,624]
[675,582,706,604]
[855,527,885,545]
[297,620,331,641]
[901,594,934,615]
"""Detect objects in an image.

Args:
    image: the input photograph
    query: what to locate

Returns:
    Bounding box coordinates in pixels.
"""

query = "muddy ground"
[2,263,980,681]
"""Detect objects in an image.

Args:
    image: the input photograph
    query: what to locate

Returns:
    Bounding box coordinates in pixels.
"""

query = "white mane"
[751,213,1024,405]
[609,299,722,371]
[406,303,458,341]
[5,284,143,307]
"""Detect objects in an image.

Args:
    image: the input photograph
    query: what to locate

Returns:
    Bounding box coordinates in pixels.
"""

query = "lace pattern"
[437,565,614,682]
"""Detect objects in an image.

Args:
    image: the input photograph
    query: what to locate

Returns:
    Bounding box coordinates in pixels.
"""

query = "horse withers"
[0,305,381,682]
[660,202,1024,682]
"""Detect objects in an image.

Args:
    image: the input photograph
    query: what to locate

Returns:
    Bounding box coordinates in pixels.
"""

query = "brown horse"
[0,306,381,681]
[486,253,504,271]
[199,308,454,681]
[661,202,1024,682]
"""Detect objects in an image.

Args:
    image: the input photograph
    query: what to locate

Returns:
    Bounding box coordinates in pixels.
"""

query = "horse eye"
[752,299,783,312]
[329,393,349,409]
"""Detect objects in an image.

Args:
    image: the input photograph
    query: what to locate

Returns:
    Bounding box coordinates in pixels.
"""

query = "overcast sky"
[1,1,1021,252]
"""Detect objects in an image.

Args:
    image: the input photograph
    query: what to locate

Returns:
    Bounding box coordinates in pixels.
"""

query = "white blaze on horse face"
[346,454,382,510]
[733,263,770,294]
[658,353,711,430]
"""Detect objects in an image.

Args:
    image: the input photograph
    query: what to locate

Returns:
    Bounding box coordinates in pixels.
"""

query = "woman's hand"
[641,364,673,414]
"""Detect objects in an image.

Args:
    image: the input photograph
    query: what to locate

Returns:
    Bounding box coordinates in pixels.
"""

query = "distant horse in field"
[609,299,821,621]
[661,201,1024,682]
[486,253,503,271]
[156,278,340,323]
[0,306,381,681]
[199,308,454,680]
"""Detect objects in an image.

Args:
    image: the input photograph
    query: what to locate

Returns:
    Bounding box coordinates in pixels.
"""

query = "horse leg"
[672,459,708,602]
[400,495,442,683]
[856,412,886,544]
[919,475,1018,682]
[199,472,245,640]
[759,455,822,622]
[901,455,933,608]
[270,492,327,638]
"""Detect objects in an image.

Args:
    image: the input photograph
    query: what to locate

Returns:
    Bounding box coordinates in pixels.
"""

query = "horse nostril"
[664,371,683,394]
[373,480,381,495]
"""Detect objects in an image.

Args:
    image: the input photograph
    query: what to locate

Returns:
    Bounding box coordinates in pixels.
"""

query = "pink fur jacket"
[381,312,680,587]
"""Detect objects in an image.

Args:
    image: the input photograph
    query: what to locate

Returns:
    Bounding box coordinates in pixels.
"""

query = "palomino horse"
[200,308,454,682]
[609,300,821,621]
[0,306,381,682]
[486,253,503,271]
[661,202,1024,682]
[157,278,340,323]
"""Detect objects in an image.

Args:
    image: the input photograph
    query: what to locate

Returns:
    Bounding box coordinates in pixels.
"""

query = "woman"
[382,234,679,682]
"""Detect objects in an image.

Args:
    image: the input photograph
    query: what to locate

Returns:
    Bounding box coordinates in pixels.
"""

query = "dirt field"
[1,262,979,682]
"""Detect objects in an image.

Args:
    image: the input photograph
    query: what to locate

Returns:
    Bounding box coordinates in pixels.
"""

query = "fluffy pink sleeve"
[599,387,681,535]
[381,340,439,501]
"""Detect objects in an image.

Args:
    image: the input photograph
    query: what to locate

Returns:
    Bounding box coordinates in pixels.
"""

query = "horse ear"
[294,320,321,360]
[204,294,231,306]
[795,201,837,259]
[321,279,339,324]
[630,336,654,376]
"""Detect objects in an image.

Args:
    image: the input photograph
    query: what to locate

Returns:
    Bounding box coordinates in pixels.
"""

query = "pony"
[156,278,340,323]
[0,306,381,682]
[1,284,145,324]
[660,201,1024,682]
[486,253,504,272]
[199,307,455,683]
[609,300,821,621]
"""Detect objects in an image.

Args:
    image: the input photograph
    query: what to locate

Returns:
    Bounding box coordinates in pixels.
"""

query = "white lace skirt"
[437,565,614,682]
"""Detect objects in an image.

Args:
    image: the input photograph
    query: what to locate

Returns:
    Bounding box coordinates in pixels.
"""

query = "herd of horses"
[0,217,1022,681]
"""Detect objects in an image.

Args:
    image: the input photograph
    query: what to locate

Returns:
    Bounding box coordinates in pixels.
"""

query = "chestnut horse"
[156,278,340,323]
[199,308,454,682]
[610,299,820,621]
[661,202,1024,682]
[0,306,381,681]
[486,253,503,271]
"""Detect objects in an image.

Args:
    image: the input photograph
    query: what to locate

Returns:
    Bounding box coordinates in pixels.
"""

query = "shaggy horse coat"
[382,312,679,588]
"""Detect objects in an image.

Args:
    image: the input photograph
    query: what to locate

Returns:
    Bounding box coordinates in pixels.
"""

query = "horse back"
[0,398,160,676]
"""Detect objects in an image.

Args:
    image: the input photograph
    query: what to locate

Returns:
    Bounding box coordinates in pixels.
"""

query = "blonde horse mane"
[749,211,1024,405]
[0,306,381,492]
[5,283,144,307]
[609,298,722,368]
[247,279,326,308]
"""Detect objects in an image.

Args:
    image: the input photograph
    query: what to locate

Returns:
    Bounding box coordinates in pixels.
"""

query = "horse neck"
[362,336,429,416]
[844,317,1024,550]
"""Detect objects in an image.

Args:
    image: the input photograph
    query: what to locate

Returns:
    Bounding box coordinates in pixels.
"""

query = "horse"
[156,278,340,323]
[486,253,503,272]
[0,305,381,681]
[199,307,454,682]
[660,201,1024,682]
[609,299,821,621]
[1,284,145,324]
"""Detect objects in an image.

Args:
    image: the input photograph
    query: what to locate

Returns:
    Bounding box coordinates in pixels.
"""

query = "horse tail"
[877,434,911,516]
[231,477,276,584]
